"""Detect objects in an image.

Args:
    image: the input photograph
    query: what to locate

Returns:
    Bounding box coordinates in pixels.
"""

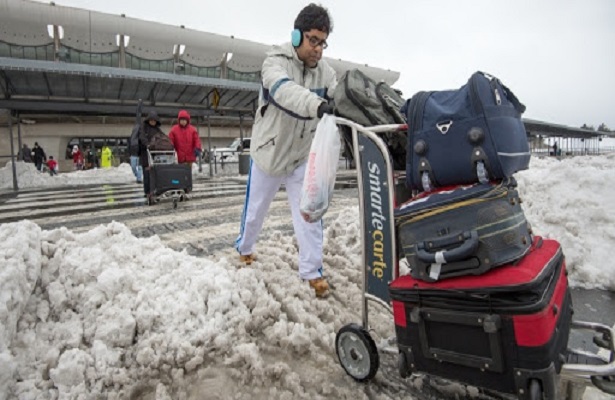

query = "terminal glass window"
[0,42,55,61]
[227,69,260,83]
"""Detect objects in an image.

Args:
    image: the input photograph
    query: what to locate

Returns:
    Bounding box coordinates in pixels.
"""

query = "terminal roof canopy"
[0,56,260,118]
[523,118,611,140]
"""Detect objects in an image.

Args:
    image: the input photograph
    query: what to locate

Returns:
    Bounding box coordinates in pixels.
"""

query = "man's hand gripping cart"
[332,117,615,400]
[147,150,192,209]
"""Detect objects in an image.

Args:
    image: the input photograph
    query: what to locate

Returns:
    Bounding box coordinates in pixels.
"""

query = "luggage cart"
[332,117,615,400]
[147,150,192,209]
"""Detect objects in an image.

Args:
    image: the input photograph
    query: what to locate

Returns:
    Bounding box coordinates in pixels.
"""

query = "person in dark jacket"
[31,142,47,171]
[84,146,100,169]
[552,142,558,157]
[138,111,165,197]
[169,110,202,168]
[20,144,32,163]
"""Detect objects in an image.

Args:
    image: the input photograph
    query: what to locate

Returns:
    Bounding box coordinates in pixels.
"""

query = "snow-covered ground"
[1,153,615,399]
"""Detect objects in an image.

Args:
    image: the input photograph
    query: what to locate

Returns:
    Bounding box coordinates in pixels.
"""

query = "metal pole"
[239,114,244,143]
[8,111,18,191]
[207,116,213,178]
[196,117,202,173]
[17,112,22,152]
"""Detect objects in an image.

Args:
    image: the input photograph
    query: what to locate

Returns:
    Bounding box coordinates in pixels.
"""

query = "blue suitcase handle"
[416,231,480,263]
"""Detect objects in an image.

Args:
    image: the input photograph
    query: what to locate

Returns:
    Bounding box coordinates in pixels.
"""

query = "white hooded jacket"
[250,42,337,176]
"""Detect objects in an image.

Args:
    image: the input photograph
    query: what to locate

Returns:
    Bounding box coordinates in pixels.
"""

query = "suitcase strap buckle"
[436,120,453,134]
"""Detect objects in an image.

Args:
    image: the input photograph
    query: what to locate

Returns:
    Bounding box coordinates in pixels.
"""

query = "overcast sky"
[33,0,615,130]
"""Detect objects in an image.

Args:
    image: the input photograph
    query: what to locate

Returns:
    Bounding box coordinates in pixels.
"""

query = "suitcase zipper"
[489,78,502,105]
[397,182,502,213]
[480,72,503,106]
[398,189,508,226]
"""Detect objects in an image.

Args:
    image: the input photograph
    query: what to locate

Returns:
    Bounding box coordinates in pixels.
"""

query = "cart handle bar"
[363,124,407,133]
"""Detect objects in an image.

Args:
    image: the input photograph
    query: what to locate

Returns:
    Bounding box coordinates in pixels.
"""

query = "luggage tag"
[429,251,446,280]
[399,257,411,276]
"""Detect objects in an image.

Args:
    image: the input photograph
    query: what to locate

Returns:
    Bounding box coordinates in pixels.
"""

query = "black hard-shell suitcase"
[394,179,532,282]
[149,164,192,196]
[389,237,572,399]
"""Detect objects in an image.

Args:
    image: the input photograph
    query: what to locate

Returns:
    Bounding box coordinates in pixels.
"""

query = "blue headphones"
[291,29,302,47]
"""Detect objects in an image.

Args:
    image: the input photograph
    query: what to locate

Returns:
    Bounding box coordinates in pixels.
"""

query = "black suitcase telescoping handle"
[416,231,479,263]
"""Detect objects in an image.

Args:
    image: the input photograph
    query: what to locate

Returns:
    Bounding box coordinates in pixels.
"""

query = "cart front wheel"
[336,323,379,382]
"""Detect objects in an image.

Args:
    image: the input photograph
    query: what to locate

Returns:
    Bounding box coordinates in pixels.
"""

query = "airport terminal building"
[0,0,610,174]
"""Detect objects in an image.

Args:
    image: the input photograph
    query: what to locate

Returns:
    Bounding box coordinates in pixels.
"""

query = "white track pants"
[235,160,324,280]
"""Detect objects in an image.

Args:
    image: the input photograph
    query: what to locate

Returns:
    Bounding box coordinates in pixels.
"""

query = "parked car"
[212,137,251,160]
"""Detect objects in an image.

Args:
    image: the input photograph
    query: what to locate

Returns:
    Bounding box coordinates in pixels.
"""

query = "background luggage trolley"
[147,149,192,208]
[332,117,615,400]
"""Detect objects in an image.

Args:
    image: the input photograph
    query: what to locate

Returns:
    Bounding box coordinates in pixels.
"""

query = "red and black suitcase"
[389,237,572,399]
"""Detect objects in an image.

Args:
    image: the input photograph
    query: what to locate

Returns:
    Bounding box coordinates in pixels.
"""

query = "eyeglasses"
[304,33,328,49]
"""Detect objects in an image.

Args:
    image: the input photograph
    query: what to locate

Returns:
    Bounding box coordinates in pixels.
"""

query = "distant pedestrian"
[19,144,32,163]
[129,124,143,183]
[31,142,47,171]
[169,110,202,169]
[129,153,143,183]
[101,146,113,168]
[138,111,166,197]
[85,146,96,169]
[46,156,58,176]
[71,145,84,170]
[552,142,558,157]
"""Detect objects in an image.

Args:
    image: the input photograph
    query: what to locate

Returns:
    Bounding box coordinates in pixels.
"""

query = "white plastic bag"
[300,114,340,222]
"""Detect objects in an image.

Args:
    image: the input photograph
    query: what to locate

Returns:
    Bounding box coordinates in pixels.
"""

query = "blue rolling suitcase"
[405,71,531,192]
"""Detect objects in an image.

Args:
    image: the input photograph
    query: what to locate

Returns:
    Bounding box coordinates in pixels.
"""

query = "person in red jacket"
[71,145,84,170]
[46,156,58,176]
[169,110,202,169]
